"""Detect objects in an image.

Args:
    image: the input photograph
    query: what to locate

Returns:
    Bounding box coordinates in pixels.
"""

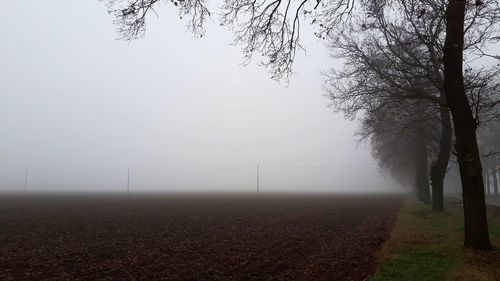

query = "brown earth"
[0,193,403,281]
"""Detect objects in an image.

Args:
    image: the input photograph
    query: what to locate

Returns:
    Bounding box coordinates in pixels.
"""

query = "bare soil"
[0,193,403,281]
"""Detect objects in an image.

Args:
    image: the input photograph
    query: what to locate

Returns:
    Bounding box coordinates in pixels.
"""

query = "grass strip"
[371,199,500,281]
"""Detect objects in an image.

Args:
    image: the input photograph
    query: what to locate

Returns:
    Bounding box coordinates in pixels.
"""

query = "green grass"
[489,224,500,236]
[371,200,500,281]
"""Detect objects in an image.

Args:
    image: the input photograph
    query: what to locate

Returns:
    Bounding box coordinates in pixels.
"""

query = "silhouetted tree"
[322,12,448,208]
[479,119,500,196]
[324,0,499,212]
[357,101,438,202]
[444,0,499,250]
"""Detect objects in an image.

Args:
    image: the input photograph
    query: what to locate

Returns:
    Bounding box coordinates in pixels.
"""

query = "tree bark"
[430,106,452,212]
[443,0,491,250]
[415,128,431,204]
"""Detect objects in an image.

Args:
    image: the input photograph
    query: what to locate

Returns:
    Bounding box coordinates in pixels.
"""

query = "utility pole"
[256,164,260,193]
[24,168,28,192]
[127,166,130,193]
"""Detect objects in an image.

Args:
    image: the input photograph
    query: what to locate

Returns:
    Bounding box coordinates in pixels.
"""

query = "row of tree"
[479,122,500,196]
[324,0,500,209]
[325,0,500,250]
[104,0,500,250]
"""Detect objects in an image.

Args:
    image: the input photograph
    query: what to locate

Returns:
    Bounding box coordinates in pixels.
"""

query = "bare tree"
[104,0,211,39]
[443,0,497,250]
[104,0,361,80]
[478,119,500,196]
[324,0,499,213]
[357,101,438,202]
[325,0,499,249]
[323,9,449,209]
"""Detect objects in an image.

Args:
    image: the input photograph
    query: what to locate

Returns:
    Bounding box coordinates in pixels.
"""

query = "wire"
[130,165,256,173]
[261,163,376,169]
[19,169,124,175]
[3,163,377,175]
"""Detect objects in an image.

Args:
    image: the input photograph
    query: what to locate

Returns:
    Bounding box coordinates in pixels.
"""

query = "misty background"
[0,0,398,192]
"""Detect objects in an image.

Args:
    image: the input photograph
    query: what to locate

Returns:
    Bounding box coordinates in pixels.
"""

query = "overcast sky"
[0,0,398,192]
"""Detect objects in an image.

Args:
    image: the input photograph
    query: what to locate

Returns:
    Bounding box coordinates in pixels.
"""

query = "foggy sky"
[0,1,398,192]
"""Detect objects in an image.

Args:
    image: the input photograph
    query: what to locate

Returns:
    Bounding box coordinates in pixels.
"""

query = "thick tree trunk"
[430,106,452,212]
[415,128,431,204]
[443,0,491,250]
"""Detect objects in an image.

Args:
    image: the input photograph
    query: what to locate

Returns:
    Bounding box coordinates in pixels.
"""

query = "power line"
[130,166,256,173]
[261,163,376,169]
[20,168,124,175]
[4,163,380,193]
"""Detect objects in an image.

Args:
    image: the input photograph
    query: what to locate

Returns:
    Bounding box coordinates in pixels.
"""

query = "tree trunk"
[415,128,431,204]
[430,106,452,212]
[443,0,491,250]
[493,166,499,196]
[484,170,490,195]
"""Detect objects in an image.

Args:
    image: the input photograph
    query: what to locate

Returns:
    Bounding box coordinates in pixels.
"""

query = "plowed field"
[0,193,403,280]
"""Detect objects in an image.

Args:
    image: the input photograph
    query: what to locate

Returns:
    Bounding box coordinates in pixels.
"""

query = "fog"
[0,0,398,193]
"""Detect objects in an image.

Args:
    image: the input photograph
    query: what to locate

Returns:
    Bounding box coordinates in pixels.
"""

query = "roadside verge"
[371,199,500,281]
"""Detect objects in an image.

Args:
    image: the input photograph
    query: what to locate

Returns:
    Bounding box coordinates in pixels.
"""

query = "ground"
[0,193,403,281]
[486,195,500,207]
[372,198,500,281]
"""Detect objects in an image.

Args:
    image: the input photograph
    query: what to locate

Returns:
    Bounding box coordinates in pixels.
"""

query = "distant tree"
[357,101,438,202]
[322,10,449,209]
[478,119,500,196]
